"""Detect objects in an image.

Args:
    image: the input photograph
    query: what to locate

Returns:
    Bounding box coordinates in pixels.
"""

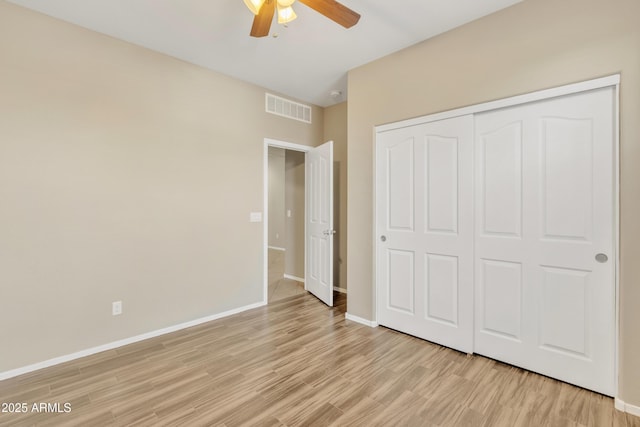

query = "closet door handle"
[595,253,608,263]
[380,235,387,242]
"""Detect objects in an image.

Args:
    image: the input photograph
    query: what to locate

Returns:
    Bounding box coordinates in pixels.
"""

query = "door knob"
[323,229,336,235]
[595,253,608,263]
[380,235,387,242]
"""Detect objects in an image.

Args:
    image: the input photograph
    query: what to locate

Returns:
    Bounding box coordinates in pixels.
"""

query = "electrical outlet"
[112,301,122,316]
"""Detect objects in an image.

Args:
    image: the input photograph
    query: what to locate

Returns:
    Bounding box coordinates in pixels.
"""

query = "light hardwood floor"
[1,292,638,427]
[268,249,306,303]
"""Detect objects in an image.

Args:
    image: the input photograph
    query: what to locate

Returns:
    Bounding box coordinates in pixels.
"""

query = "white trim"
[263,138,312,304]
[268,246,285,251]
[376,75,621,133]
[627,401,640,417]
[334,286,347,294]
[264,138,313,153]
[346,313,378,328]
[0,301,265,381]
[372,126,379,327]
[614,83,621,397]
[284,274,304,283]
[615,398,640,417]
[263,142,269,305]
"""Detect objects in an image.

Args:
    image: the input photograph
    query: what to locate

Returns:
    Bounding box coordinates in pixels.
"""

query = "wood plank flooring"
[268,249,306,303]
[1,292,638,427]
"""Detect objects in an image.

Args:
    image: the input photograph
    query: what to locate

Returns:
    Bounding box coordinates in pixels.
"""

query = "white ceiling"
[7,0,522,107]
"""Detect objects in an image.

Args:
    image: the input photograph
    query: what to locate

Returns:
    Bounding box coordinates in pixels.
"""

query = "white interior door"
[376,115,474,353]
[305,141,334,306]
[474,87,615,395]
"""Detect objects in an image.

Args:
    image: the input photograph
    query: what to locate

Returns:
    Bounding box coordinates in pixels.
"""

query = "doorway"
[263,139,337,307]
[263,139,311,304]
[267,146,306,302]
[263,138,336,306]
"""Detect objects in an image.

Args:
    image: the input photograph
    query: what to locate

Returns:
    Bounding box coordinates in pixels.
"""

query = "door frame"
[263,138,312,304]
[373,74,620,395]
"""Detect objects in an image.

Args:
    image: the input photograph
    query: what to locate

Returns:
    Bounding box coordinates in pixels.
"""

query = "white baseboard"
[268,246,285,251]
[334,286,347,294]
[615,397,640,416]
[0,301,266,381]
[345,312,378,328]
[284,274,304,283]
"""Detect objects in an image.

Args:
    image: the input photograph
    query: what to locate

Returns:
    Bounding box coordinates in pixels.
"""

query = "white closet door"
[376,115,474,353]
[474,87,615,395]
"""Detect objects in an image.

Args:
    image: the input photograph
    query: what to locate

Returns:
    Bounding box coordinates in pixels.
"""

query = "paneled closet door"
[474,87,615,396]
[376,115,474,353]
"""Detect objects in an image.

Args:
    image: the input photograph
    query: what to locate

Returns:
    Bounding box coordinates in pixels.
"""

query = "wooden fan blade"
[298,0,360,28]
[250,0,276,37]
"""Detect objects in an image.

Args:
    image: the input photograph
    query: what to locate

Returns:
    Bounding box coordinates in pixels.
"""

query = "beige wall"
[347,0,640,404]
[324,102,348,291]
[0,2,324,373]
[268,148,285,248]
[284,150,305,279]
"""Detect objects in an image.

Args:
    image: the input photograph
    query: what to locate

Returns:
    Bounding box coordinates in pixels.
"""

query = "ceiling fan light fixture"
[277,0,295,6]
[243,0,266,15]
[277,4,297,24]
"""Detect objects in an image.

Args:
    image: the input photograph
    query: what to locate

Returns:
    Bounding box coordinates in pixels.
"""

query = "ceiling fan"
[243,0,361,37]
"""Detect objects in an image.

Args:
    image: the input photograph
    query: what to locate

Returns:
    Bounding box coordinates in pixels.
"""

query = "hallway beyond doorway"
[268,248,305,302]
